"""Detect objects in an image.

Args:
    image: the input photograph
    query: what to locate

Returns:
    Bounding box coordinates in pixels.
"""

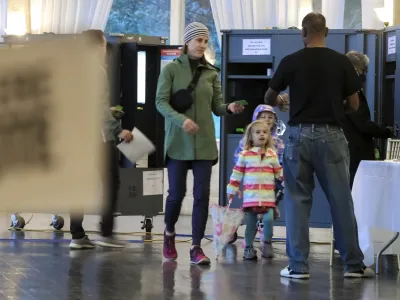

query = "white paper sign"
[0,38,103,214]
[242,39,271,56]
[388,36,396,55]
[143,170,163,196]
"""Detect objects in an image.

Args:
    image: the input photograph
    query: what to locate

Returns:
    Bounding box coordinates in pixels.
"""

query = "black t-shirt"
[269,47,361,126]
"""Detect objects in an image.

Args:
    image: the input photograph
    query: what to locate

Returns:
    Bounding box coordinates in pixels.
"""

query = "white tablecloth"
[352,160,400,266]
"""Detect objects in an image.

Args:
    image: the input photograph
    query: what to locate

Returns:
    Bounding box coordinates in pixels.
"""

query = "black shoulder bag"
[170,67,202,113]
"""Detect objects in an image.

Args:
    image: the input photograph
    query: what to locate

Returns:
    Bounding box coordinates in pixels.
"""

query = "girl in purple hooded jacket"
[234,105,285,164]
[232,105,285,253]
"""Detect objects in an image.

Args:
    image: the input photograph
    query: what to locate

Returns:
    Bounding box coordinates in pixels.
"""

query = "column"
[393,0,400,25]
[0,0,7,41]
[170,0,185,45]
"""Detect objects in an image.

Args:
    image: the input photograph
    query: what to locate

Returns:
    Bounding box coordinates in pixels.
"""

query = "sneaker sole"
[280,273,310,279]
[164,256,178,261]
[344,273,374,278]
[243,256,258,261]
[280,270,310,279]
[69,243,96,249]
[190,258,211,265]
[95,241,126,248]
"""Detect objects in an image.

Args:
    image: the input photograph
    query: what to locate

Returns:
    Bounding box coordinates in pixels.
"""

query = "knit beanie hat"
[183,22,210,44]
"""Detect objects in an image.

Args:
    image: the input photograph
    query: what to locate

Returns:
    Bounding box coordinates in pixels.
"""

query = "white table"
[352,160,400,274]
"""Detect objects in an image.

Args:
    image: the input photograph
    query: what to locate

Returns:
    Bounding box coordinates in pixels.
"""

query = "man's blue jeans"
[283,124,364,273]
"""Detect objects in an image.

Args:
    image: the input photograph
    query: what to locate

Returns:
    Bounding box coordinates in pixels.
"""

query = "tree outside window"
[105,0,171,38]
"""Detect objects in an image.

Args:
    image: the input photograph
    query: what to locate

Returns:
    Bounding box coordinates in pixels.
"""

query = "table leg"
[376,232,400,274]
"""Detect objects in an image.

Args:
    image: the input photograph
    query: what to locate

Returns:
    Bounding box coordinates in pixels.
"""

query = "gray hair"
[346,50,370,71]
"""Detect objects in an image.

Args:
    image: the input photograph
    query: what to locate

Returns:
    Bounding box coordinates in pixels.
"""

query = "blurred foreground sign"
[0,38,103,214]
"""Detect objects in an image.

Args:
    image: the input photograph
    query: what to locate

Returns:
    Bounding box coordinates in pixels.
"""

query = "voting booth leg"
[50,214,65,230]
[10,213,25,229]
[375,232,400,274]
[330,226,335,267]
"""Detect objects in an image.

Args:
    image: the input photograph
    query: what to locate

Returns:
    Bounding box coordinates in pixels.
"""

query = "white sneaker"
[69,236,96,249]
[280,266,310,279]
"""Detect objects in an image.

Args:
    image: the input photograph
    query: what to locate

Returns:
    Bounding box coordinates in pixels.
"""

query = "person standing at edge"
[342,51,394,188]
[156,22,244,265]
[264,13,374,279]
[69,30,133,249]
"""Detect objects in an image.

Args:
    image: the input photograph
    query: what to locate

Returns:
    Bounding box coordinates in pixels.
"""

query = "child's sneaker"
[190,246,210,265]
[261,241,274,258]
[243,246,258,260]
[163,231,178,260]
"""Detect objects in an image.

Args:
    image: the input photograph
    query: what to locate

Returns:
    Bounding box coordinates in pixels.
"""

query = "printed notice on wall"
[242,39,271,56]
[160,48,182,70]
[143,170,163,196]
[388,36,396,55]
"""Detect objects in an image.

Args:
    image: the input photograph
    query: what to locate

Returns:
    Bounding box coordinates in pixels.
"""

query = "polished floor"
[0,214,399,300]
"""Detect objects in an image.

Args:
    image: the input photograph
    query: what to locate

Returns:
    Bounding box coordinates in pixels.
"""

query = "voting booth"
[380,27,400,154]
[218,29,381,228]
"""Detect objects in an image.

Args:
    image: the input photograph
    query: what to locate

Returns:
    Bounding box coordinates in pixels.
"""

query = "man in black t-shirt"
[264,13,374,279]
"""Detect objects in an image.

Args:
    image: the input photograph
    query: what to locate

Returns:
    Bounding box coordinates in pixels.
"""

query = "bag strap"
[187,67,202,93]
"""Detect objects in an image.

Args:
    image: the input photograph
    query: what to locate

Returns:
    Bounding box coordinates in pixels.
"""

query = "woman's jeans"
[164,158,213,246]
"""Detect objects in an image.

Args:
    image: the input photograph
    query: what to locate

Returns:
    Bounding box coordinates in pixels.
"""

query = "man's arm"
[265,56,290,110]
[264,88,279,106]
[264,88,289,111]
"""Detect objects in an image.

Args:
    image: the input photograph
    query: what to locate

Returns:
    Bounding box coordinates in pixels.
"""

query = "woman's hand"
[228,103,245,114]
[182,119,199,134]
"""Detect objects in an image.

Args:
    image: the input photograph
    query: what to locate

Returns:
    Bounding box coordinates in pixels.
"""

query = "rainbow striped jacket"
[227,147,283,208]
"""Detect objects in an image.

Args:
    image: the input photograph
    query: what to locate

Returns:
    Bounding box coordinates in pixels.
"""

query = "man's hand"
[277,93,289,112]
[118,129,133,142]
[227,103,245,114]
[182,119,199,134]
[386,126,395,137]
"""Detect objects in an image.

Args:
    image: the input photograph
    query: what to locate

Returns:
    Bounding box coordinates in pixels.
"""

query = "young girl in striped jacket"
[227,120,283,260]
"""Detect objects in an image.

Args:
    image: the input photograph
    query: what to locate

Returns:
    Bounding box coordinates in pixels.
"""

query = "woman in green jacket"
[156,22,244,265]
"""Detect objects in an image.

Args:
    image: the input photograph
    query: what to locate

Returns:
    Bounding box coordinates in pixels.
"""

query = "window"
[344,0,362,29]
[105,0,171,39]
[185,0,221,140]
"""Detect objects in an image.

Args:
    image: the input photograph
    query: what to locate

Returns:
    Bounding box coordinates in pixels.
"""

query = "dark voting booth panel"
[218,29,381,228]
[111,35,181,169]
[107,35,181,230]
[380,27,400,155]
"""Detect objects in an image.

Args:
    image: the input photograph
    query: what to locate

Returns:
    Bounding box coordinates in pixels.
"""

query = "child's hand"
[227,190,242,205]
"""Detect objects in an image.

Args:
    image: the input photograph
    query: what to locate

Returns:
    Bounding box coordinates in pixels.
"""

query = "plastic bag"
[209,203,245,258]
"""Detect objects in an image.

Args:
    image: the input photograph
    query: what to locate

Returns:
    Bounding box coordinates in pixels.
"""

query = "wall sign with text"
[242,39,271,56]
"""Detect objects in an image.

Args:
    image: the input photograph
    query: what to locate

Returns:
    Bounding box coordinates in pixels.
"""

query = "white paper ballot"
[117,128,155,164]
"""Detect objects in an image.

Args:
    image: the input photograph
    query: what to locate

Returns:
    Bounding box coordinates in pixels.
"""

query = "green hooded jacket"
[156,54,230,161]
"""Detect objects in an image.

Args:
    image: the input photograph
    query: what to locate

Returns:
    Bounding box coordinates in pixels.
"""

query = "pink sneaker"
[163,231,178,260]
[190,247,210,265]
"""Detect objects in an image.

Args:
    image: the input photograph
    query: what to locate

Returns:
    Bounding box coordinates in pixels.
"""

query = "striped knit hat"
[183,22,210,44]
